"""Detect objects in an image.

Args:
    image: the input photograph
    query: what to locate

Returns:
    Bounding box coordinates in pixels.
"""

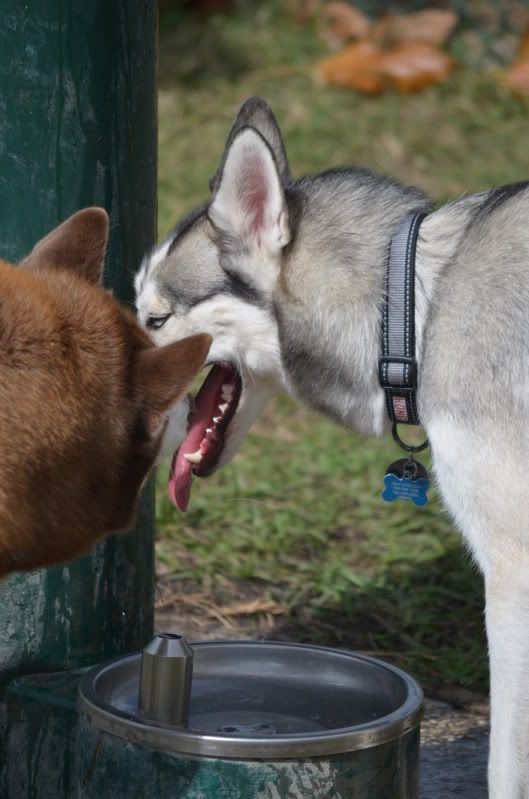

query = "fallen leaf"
[380,43,456,93]
[319,2,371,49]
[504,60,529,96]
[518,26,529,60]
[505,25,529,96]
[370,10,458,49]
[214,598,285,617]
[315,40,454,94]
[315,40,385,94]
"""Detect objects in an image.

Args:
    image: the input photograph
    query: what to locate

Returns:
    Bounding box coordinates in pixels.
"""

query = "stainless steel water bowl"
[79,640,423,760]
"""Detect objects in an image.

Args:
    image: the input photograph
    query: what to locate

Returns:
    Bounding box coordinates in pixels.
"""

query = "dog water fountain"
[78,636,423,797]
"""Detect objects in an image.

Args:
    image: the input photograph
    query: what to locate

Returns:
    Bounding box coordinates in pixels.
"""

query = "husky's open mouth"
[169,364,243,512]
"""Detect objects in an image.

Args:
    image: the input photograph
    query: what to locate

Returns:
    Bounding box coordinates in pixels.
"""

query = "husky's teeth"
[218,403,228,414]
[184,451,203,464]
[206,427,213,434]
[213,416,221,424]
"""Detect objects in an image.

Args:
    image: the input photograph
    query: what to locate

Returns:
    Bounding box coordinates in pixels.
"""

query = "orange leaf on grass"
[520,27,529,60]
[315,40,385,93]
[380,43,456,93]
[505,25,529,97]
[319,2,371,49]
[505,61,529,97]
[370,10,458,49]
[315,40,454,95]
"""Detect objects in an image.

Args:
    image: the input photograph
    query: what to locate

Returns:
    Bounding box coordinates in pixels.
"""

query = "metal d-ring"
[391,423,429,454]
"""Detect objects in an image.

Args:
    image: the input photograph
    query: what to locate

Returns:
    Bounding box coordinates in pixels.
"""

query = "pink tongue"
[169,366,231,512]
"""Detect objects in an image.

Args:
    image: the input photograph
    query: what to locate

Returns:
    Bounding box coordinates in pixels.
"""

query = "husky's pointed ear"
[20,208,109,285]
[208,127,290,256]
[209,97,290,193]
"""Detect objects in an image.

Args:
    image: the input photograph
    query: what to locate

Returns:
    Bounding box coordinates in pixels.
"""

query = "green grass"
[156,399,486,690]
[157,3,529,235]
[155,2,529,693]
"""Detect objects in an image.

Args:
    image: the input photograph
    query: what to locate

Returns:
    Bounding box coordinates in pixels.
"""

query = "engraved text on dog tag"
[382,458,429,506]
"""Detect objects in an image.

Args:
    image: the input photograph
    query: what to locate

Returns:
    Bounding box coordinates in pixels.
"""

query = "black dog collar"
[379,211,428,452]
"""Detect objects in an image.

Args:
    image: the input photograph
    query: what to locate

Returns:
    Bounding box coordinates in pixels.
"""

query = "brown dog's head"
[0,208,211,575]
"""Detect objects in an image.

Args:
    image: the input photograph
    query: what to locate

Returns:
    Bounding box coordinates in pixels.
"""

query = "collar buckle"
[378,355,418,391]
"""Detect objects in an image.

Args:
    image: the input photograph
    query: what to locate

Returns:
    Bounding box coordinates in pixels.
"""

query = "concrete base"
[420,700,488,798]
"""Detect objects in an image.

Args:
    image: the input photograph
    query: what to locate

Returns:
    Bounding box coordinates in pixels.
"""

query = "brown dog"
[0,208,211,576]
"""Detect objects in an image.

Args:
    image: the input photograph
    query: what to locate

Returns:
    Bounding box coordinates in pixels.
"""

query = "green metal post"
[0,1,158,794]
[0,0,158,674]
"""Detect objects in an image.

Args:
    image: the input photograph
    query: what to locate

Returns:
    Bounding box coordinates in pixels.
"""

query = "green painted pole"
[0,1,158,679]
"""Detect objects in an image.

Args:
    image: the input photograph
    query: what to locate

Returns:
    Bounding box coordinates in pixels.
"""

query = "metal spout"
[139,633,193,727]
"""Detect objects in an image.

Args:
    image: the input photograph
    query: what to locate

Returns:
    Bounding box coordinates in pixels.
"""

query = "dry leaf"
[371,10,458,49]
[505,59,529,96]
[319,2,371,49]
[518,26,529,60]
[214,598,285,617]
[315,40,454,94]
[315,41,385,94]
[505,25,529,97]
[380,43,455,93]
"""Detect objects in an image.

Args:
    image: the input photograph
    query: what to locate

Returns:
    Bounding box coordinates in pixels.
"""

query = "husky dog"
[136,97,529,797]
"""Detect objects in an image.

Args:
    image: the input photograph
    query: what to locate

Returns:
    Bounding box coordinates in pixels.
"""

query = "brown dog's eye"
[146,313,171,330]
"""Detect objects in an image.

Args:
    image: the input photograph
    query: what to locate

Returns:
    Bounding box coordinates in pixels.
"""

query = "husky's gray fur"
[136,98,529,798]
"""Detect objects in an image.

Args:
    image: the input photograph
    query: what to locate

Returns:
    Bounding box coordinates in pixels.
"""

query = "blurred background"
[154,0,529,701]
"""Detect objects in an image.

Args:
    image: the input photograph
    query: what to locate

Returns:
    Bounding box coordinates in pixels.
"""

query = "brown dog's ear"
[20,207,109,285]
[136,333,212,431]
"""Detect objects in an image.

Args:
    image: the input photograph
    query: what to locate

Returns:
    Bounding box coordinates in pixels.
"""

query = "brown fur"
[0,208,210,576]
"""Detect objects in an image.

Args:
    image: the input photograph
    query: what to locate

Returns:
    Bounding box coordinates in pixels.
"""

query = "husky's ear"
[20,208,109,285]
[209,97,290,193]
[208,127,290,257]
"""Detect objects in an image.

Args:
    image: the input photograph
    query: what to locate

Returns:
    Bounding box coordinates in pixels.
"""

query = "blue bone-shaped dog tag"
[382,458,429,507]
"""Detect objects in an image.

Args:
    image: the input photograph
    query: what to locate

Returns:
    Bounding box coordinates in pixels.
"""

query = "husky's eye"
[146,313,172,330]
